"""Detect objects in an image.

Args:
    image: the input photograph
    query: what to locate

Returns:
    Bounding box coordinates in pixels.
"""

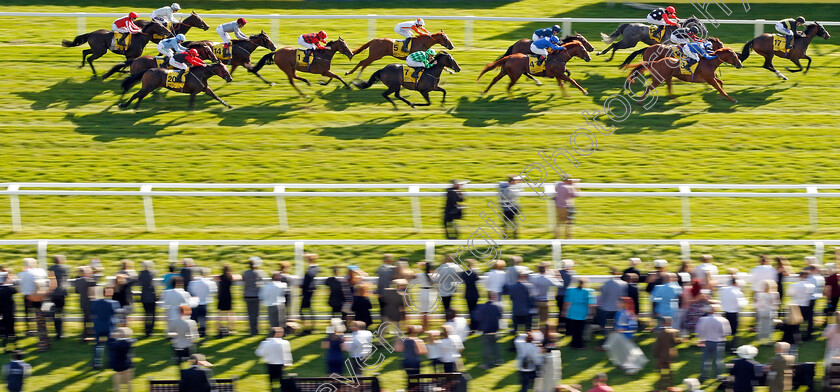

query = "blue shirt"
[91,298,120,335]
[651,283,682,317]
[684,42,717,59]
[159,37,186,52]
[529,273,562,301]
[564,287,595,321]
[476,301,502,333]
[533,36,564,51]
[533,27,555,39]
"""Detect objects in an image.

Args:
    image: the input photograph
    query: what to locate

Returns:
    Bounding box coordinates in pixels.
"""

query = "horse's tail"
[477,56,509,81]
[62,33,92,47]
[739,39,754,61]
[121,69,149,92]
[352,40,373,55]
[353,70,382,89]
[619,47,647,69]
[601,24,629,44]
[102,59,134,80]
[251,52,276,73]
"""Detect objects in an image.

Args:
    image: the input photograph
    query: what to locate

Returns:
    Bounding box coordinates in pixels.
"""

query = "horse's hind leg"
[285,72,306,96]
[244,63,275,86]
[761,53,787,80]
[381,90,398,110]
[598,43,615,56]
[483,71,506,95]
[347,56,376,78]
[524,73,542,86]
[322,70,350,89]
[393,89,415,108]
[80,49,92,68]
[506,72,523,93]
[86,51,105,75]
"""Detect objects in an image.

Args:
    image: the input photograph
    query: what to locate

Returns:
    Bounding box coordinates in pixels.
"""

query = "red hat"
[128,11,139,19]
[188,48,199,57]
[665,6,676,14]
[317,30,327,39]
[237,17,247,26]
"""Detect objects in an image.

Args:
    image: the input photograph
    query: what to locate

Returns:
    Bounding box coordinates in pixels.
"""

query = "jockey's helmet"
[665,6,676,14]
[171,3,181,11]
[128,11,138,19]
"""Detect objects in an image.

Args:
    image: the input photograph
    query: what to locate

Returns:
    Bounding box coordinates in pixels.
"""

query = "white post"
[562,18,572,36]
[409,185,422,232]
[270,14,280,46]
[815,241,825,263]
[545,184,555,231]
[169,241,179,263]
[425,241,435,263]
[464,17,474,49]
[76,12,86,35]
[141,185,156,232]
[368,14,377,41]
[274,186,289,232]
[679,185,691,232]
[8,184,20,232]
[754,19,765,37]
[294,241,304,277]
[680,240,691,261]
[551,240,562,269]
[806,186,818,231]
[37,240,48,269]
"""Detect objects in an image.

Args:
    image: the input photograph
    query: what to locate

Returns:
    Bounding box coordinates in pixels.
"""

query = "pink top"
[555,182,577,208]
[824,324,840,349]
[587,385,614,392]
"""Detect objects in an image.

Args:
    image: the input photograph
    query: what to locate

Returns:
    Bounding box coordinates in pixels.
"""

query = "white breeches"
[169,58,188,70]
[775,22,793,36]
[530,44,548,57]
[216,25,231,43]
[298,36,315,49]
[647,16,666,26]
[406,58,425,68]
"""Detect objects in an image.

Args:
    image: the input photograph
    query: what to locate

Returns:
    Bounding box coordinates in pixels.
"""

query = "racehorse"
[500,33,596,58]
[739,22,830,80]
[352,51,461,109]
[184,31,277,85]
[101,44,218,80]
[345,31,454,79]
[619,37,724,68]
[135,12,210,43]
[599,16,706,61]
[119,63,233,109]
[626,47,743,102]
[251,38,355,96]
[477,41,591,96]
[62,21,173,76]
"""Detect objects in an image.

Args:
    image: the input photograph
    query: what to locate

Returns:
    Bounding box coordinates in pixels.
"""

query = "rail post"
[169,241,179,263]
[37,240,48,269]
[551,240,562,269]
[275,186,289,231]
[141,185,156,232]
[679,185,691,232]
[425,241,435,263]
[815,241,825,263]
[409,186,422,232]
[680,240,691,261]
[807,186,818,231]
[368,14,377,41]
[294,241,304,277]
[8,184,21,232]
[464,17,474,48]
[754,19,765,37]
[270,14,280,45]
[76,12,86,36]
[562,18,572,37]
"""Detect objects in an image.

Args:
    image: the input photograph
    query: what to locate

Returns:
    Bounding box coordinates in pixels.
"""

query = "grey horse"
[599,16,706,61]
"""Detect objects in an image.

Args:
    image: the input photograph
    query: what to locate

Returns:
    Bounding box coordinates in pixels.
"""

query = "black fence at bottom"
[407,373,467,392]
[283,375,381,392]
[149,377,238,392]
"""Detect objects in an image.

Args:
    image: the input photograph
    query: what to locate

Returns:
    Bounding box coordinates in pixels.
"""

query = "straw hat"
[736,345,758,359]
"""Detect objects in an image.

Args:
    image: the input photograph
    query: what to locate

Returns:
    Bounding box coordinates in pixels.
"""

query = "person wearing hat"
[179,353,213,392]
[696,303,732,382]
[242,257,267,336]
[554,177,579,239]
[731,345,763,392]
[498,175,524,239]
[444,179,467,239]
[768,342,794,392]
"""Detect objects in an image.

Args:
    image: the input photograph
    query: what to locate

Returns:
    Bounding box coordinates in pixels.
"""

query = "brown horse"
[739,23,830,80]
[119,63,233,109]
[500,33,596,58]
[251,38,355,96]
[619,37,724,68]
[626,47,743,103]
[477,41,591,96]
[184,31,277,85]
[135,12,210,43]
[62,22,173,76]
[101,44,218,80]
[353,51,461,109]
[345,31,454,79]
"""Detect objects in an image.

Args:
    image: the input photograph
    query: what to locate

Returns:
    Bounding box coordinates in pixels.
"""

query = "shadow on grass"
[15,77,107,110]
[448,93,542,127]
[215,101,303,127]
[67,108,188,141]
[308,117,410,140]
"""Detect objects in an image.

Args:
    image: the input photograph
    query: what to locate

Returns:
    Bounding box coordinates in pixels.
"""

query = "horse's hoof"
[582,91,589,95]
[732,100,738,104]
[318,81,328,86]
[227,105,234,109]
[344,71,351,76]
[269,83,276,87]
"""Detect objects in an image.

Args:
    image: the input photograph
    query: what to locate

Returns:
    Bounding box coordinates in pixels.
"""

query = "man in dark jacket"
[0,273,17,352]
[48,255,71,340]
[91,287,120,369]
[508,271,536,335]
[74,266,96,342]
[475,294,503,369]
[460,259,481,331]
[138,261,158,337]
[444,180,467,239]
[300,254,319,335]
[179,354,213,392]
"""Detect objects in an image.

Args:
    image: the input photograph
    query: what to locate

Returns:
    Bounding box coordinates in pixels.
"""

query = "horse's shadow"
[66,108,187,141]
[214,100,303,127]
[703,85,785,110]
[15,77,107,110]
[317,85,382,111]
[448,92,542,127]
[308,117,409,140]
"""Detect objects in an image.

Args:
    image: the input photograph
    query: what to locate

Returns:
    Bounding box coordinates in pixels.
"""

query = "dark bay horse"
[477,41,591,96]
[119,63,233,109]
[184,31,277,85]
[251,38,354,96]
[136,12,210,43]
[619,37,724,68]
[101,44,218,80]
[739,23,830,80]
[62,21,173,76]
[599,16,706,61]
[346,31,455,79]
[500,33,596,58]
[352,51,461,109]
[626,47,743,102]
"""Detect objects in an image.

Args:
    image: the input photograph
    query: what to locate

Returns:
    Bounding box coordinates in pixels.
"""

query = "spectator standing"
[345,321,373,375]
[425,330,441,373]
[437,255,463,313]
[187,268,217,338]
[161,277,196,331]
[693,255,718,285]
[555,260,575,332]
[603,297,647,374]
[325,267,349,319]
[444,180,467,239]
[278,262,296,317]
[515,331,543,392]
[586,373,614,392]
[652,316,680,392]
[300,254,320,334]
[780,305,803,357]
[322,319,346,375]
[352,284,373,329]
[179,354,213,392]
[444,308,469,342]
[748,256,778,299]
[243,257,267,336]
[255,327,293,392]
[804,261,825,340]
[112,274,133,325]
[162,264,179,290]
[823,311,840,372]
[2,351,30,392]
[475,293,503,369]
[498,175,524,239]
[622,258,642,283]
[529,263,562,329]
[509,270,536,334]
[719,278,748,351]
[437,325,464,373]
[180,258,198,288]
[788,270,816,340]
[646,259,668,313]
[381,279,406,326]
[626,273,640,321]
[260,273,288,333]
[755,280,780,344]
[108,327,135,392]
[596,268,628,346]
[48,255,71,340]
[506,256,526,286]
[485,260,508,304]
[731,345,763,392]
[74,266,96,341]
[91,286,120,369]
[682,378,702,392]
[554,178,578,239]
[651,273,681,327]
[768,342,794,392]
[0,273,17,351]
[215,265,240,337]
[825,262,840,328]
[395,325,427,376]
[775,257,793,302]
[138,261,158,337]
[459,259,481,331]
[564,278,596,349]
[18,258,47,339]
[696,304,732,382]
[169,305,199,365]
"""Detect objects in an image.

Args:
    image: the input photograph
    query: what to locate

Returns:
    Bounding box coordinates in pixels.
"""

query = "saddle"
[393,38,411,59]
[111,33,133,52]
[295,49,313,69]
[648,25,665,43]
[402,65,423,86]
[528,54,546,74]
[679,59,699,75]
[772,35,789,54]
[164,69,186,90]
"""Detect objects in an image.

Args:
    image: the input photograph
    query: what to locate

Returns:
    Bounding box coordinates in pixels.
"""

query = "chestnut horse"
[184,31,277,85]
[500,33,596,58]
[251,38,355,96]
[62,21,173,76]
[135,12,210,43]
[119,63,233,109]
[345,31,454,79]
[101,43,217,79]
[619,37,724,68]
[626,47,743,102]
[739,22,830,80]
[477,41,591,96]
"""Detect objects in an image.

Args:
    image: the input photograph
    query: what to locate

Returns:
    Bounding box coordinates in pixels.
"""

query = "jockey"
[112,12,142,47]
[157,34,187,57]
[298,31,328,63]
[669,27,692,45]
[406,48,436,79]
[530,35,565,66]
[394,18,430,52]
[647,6,679,39]
[217,18,248,57]
[680,41,717,73]
[532,25,562,42]
[150,3,181,29]
[776,16,806,49]
[170,48,204,83]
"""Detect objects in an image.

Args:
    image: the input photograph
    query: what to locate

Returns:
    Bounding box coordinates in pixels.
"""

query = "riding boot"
[117,33,128,46]
[174,69,185,83]
[303,49,312,63]
[683,58,696,73]
[536,56,546,66]
[223,42,231,58]
[411,67,423,79]
[785,34,793,49]
[402,38,411,52]
[654,25,663,39]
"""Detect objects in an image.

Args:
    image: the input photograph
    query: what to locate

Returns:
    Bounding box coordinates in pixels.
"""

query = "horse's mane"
[561,40,582,48]
[248,33,265,39]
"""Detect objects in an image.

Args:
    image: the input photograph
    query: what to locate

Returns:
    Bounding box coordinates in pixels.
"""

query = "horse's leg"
[506,71,523,93]
[243,63,275,86]
[189,93,197,109]
[433,86,447,104]
[557,72,588,95]
[80,49,92,68]
[524,73,543,86]
[204,87,232,108]
[785,57,804,73]
[321,70,351,89]
[229,64,238,75]
[86,50,105,76]
[347,56,378,79]
[483,71,507,95]
[129,88,154,109]
[555,77,568,97]
[393,89,415,108]
[284,69,306,97]
[414,91,432,107]
[802,54,813,74]
[381,89,399,110]
[598,43,615,56]
[707,77,737,103]
[759,51,787,80]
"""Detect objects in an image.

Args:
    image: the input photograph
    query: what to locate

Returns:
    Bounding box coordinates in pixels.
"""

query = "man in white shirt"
[187,268,217,338]
[168,305,199,364]
[694,255,719,284]
[484,260,508,300]
[804,261,825,341]
[255,327,293,391]
[18,258,47,335]
[346,321,373,375]
[259,273,287,334]
[719,278,748,351]
[437,255,464,313]
[695,304,731,382]
[749,255,779,299]
[162,276,197,331]
[788,270,816,340]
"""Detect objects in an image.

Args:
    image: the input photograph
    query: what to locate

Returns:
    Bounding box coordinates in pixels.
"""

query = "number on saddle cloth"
[212,43,231,60]
[528,55,546,74]
[165,71,186,90]
[393,37,411,59]
[773,35,789,52]
[296,49,311,67]
[402,66,422,84]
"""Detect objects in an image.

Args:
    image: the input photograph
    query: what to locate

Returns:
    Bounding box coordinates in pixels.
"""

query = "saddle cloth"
[295,49,310,67]
[528,54,546,74]
[773,34,789,53]
[393,37,411,59]
[211,42,232,61]
[402,65,423,84]
[164,69,186,90]
[679,59,700,75]
[110,33,133,52]
[648,25,665,43]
